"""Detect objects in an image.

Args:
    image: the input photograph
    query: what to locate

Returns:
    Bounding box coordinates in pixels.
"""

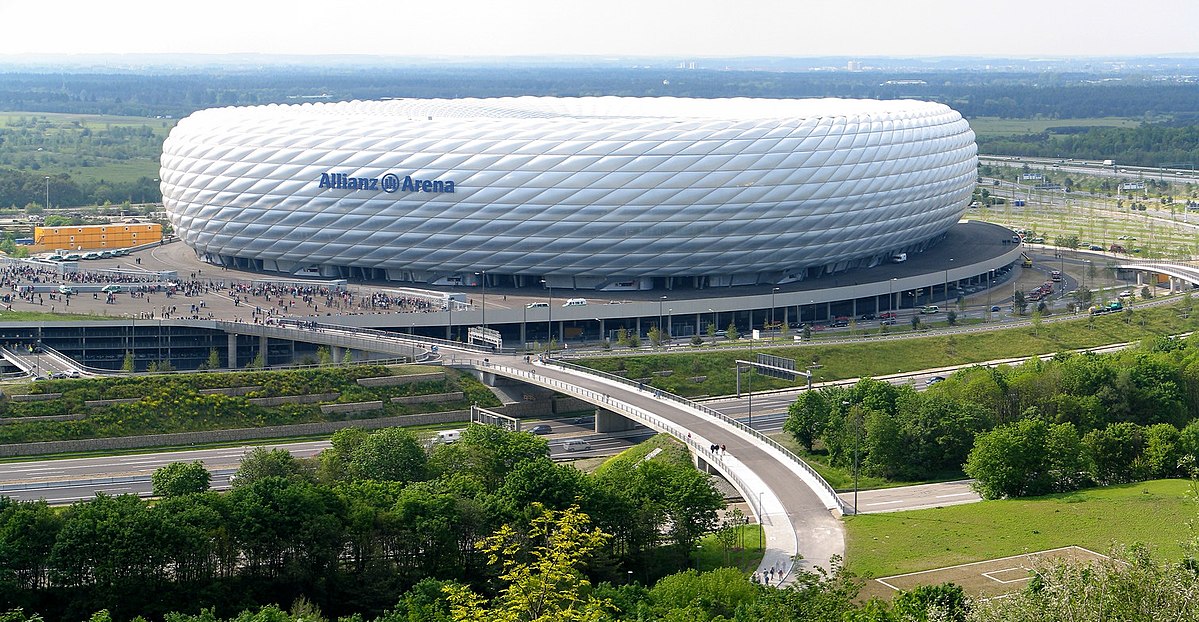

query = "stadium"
[160,97,978,291]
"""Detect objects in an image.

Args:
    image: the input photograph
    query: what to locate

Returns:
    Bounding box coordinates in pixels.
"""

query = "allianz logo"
[317,172,456,193]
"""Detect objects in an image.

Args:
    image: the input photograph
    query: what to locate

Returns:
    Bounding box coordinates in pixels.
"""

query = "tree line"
[0,426,724,622]
[0,167,160,211]
[977,124,1199,169]
[785,334,1199,492]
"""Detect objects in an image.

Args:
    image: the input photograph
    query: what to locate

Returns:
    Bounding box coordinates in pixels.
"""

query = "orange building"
[32,223,163,252]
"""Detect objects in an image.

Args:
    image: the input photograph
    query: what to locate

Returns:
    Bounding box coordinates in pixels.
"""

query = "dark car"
[990,305,1001,312]
[925,375,947,387]
[530,424,552,435]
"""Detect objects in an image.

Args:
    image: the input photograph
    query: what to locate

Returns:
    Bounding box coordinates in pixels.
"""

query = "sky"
[2,0,1198,59]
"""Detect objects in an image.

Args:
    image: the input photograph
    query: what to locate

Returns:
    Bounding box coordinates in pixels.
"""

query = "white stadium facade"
[160,97,978,291]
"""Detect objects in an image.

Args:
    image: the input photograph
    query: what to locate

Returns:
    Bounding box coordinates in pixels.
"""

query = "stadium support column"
[227,333,237,368]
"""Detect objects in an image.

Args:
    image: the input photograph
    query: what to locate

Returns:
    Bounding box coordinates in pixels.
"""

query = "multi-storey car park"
[160,97,978,291]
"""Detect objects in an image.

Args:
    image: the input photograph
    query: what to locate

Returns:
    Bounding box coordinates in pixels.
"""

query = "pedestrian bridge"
[1114,260,1199,291]
[209,319,849,582]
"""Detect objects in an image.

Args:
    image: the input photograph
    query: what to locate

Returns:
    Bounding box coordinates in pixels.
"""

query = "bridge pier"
[595,408,637,433]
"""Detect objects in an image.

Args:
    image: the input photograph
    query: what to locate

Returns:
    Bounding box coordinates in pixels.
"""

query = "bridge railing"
[454,357,765,519]
[533,357,848,514]
[213,319,508,355]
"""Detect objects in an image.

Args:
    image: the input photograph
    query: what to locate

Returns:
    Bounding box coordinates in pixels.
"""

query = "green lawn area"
[844,479,1199,578]
[967,116,1143,138]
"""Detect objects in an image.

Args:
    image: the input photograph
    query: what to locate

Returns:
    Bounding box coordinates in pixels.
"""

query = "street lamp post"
[708,308,714,344]
[447,296,453,341]
[758,491,765,549]
[541,279,553,347]
[771,287,780,336]
[43,176,49,211]
[658,295,666,346]
[944,258,954,305]
[844,400,860,514]
[475,270,487,331]
[889,278,897,314]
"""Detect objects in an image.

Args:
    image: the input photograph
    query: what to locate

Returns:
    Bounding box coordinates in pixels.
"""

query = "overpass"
[1112,260,1199,292]
[206,320,848,582]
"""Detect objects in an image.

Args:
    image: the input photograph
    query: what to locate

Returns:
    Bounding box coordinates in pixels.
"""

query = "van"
[563,298,588,307]
[58,285,75,295]
[526,302,549,309]
[101,284,122,293]
[435,429,463,444]
[563,439,592,452]
[920,305,939,314]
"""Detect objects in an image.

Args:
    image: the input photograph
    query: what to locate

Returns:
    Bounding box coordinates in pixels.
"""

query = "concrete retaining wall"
[0,410,472,457]
[85,397,141,407]
[391,391,464,405]
[248,392,339,407]
[0,413,87,425]
[357,372,444,387]
[320,401,384,415]
[200,386,264,396]
[10,393,61,403]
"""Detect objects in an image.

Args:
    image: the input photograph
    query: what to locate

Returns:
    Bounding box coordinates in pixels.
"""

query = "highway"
[0,424,656,504]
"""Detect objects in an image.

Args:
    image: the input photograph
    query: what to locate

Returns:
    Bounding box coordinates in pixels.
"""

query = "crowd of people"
[0,259,474,323]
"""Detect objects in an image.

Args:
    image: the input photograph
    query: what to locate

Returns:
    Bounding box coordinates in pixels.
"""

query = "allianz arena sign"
[317,172,457,194]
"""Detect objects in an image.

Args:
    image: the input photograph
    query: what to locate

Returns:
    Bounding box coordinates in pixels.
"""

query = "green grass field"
[845,479,1198,578]
[967,116,1144,138]
[0,111,171,186]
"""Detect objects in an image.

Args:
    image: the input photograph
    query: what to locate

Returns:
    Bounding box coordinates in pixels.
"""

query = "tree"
[443,504,615,622]
[946,310,957,326]
[1075,287,1094,308]
[151,461,211,497]
[316,346,332,365]
[122,350,135,373]
[201,347,220,371]
[1013,291,1028,315]
[725,323,739,341]
[965,419,1084,499]
[232,447,316,488]
[1083,422,1145,485]
[348,427,428,483]
[910,315,921,331]
[705,322,716,344]
[1030,308,1043,336]
[785,390,830,451]
[690,333,703,347]
[316,427,369,483]
[0,497,61,592]
[647,326,663,348]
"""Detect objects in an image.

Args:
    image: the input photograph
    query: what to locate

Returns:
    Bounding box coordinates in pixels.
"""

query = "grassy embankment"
[578,298,1199,397]
[0,364,500,446]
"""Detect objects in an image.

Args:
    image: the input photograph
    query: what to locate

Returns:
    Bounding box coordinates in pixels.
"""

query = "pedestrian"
[720,444,726,453]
